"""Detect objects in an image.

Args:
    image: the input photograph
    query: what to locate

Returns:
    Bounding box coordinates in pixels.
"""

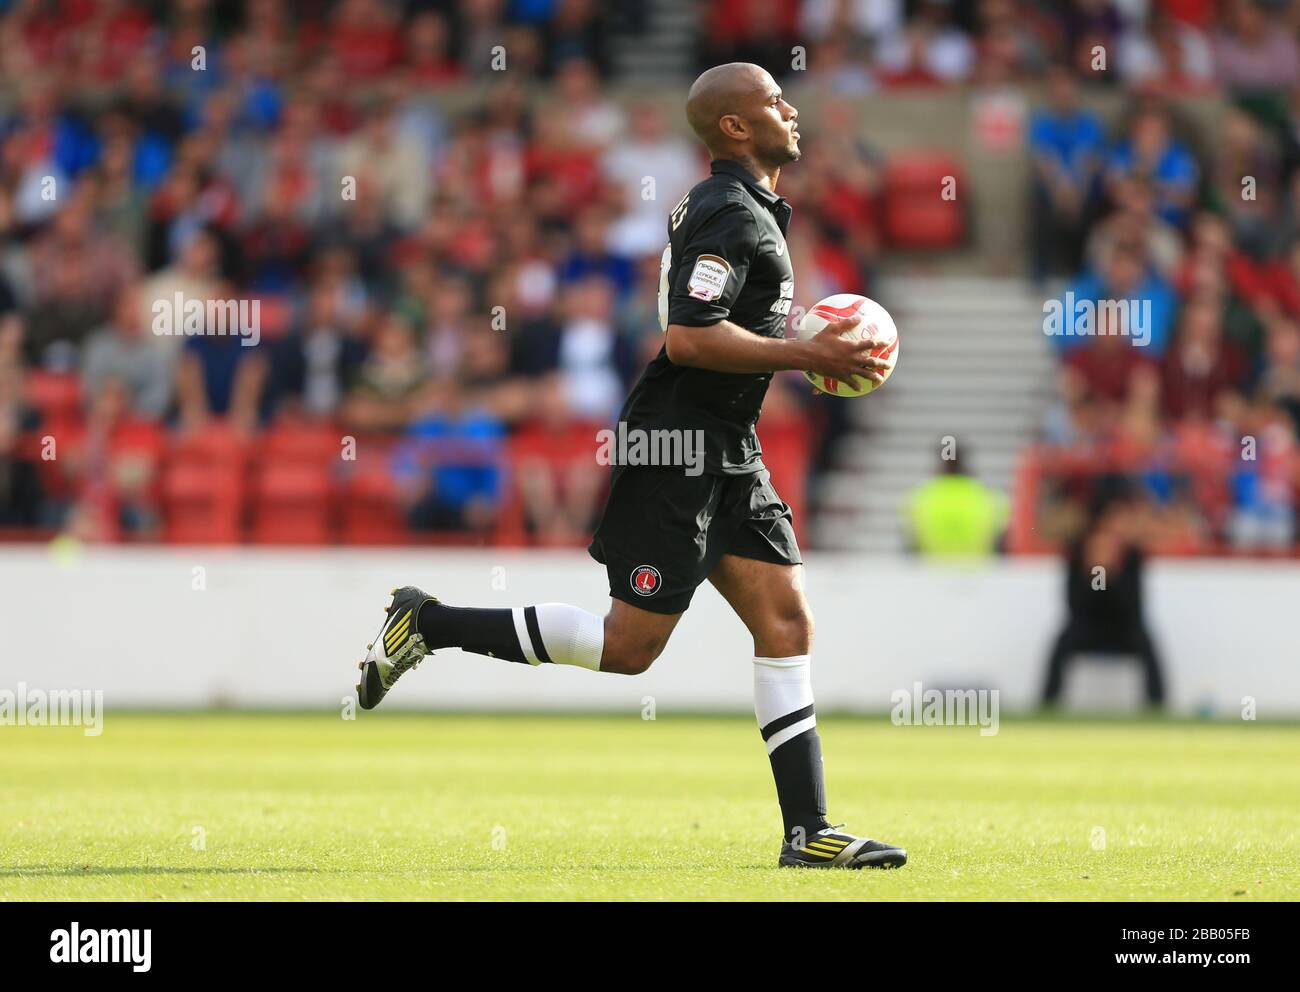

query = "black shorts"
[587,464,802,615]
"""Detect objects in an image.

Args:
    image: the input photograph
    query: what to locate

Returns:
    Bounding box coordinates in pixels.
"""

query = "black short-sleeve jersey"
[617,159,795,475]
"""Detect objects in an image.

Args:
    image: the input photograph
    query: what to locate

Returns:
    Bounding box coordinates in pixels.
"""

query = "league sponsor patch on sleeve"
[687,254,732,302]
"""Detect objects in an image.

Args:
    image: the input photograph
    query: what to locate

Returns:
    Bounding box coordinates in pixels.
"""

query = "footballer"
[356,63,906,869]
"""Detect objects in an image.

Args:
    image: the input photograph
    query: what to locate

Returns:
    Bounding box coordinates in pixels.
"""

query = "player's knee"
[755,606,814,657]
[599,621,667,676]
[601,641,661,676]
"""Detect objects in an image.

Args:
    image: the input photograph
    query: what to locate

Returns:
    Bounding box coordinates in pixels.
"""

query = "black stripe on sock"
[523,606,552,664]
[759,702,816,741]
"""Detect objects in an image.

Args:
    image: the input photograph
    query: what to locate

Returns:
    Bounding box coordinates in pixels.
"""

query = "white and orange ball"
[796,293,899,397]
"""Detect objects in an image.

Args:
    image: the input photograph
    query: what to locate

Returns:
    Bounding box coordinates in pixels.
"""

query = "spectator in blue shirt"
[1105,106,1199,231]
[1053,242,1178,357]
[1029,64,1107,281]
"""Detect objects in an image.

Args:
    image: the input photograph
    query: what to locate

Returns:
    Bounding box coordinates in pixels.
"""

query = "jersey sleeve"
[666,202,759,328]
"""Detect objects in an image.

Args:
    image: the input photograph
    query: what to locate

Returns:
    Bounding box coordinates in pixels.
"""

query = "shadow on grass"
[0,866,320,878]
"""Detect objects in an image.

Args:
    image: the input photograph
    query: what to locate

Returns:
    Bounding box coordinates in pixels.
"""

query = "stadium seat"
[257,419,343,469]
[882,153,966,250]
[161,462,243,544]
[250,462,333,545]
[339,437,410,546]
[22,370,82,433]
[161,422,248,543]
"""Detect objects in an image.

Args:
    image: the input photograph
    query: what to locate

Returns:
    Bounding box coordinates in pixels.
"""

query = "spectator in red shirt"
[327,0,402,80]
[1161,294,1248,422]
[405,11,463,86]
[1064,311,1159,406]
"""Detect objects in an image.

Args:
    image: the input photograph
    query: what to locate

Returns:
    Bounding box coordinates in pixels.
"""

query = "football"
[796,293,900,397]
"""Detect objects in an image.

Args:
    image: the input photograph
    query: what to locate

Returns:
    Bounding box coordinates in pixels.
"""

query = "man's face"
[742,74,800,167]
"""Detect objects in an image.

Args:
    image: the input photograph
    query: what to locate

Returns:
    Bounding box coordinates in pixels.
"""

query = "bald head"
[686,62,770,154]
[684,63,801,172]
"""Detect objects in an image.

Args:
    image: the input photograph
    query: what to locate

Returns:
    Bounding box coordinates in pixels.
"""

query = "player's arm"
[662,202,886,382]
[666,317,888,383]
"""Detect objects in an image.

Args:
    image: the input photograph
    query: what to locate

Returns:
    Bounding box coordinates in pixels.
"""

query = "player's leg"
[709,468,906,868]
[357,465,712,707]
[357,586,684,708]
[707,552,824,828]
[416,593,681,675]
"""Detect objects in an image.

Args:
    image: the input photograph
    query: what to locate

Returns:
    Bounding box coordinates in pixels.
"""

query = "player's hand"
[805,315,890,386]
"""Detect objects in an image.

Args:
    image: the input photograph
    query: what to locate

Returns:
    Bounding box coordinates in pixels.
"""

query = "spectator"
[1208,108,1283,256]
[1105,105,1199,231]
[82,285,176,420]
[1160,294,1248,422]
[405,11,463,86]
[1059,0,1124,84]
[877,0,976,86]
[60,377,163,539]
[265,283,367,421]
[603,101,700,258]
[1064,308,1160,407]
[0,371,42,528]
[397,383,506,535]
[1029,64,1106,279]
[1085,175,1184,281]
[1213,0,1300,94]
[335,96,430,231]
[138,228,224,357]
[1042,496,1166,708]
[804,37,879,96]
[797,0,905,43]
[903,449,1009,556]
[551,58,626,150]
[559,208,636,301]
[553,277,638,422]
[343,311,428,434]
[1253,316,1300,434]
[1227,400,1296,549]
[703,0,802,77]
[1058,243,1178,355]
[174,281,268,434]
[514,374,608,544]
[1117,6,1215,92]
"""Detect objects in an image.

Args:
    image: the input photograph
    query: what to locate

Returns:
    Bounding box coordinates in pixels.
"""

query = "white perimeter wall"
[0,548,1295,716]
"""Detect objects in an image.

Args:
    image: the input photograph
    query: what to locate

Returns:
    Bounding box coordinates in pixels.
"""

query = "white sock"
[512,603,604,670]
[753,655,816,751]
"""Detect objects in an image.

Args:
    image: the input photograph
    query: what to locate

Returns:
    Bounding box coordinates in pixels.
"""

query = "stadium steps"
[810,276,1054,552]
[610,0,696,82]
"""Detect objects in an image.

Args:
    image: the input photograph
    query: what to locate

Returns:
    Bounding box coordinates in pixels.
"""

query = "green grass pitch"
[3,712,1298,901]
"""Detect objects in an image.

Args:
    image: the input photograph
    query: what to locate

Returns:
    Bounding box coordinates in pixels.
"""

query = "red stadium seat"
[339,437,410,545]
[250,463,333,545]
[161,422,249,543]
[22,370,83,438]
[161,462,243,544]
[882,153,966,250]
[257,419,343,468]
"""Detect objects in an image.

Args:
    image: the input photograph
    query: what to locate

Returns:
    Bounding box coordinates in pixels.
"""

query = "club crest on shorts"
[630,565,661,596]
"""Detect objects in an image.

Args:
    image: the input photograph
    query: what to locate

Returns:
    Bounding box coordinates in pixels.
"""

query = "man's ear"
[718,114,747,142]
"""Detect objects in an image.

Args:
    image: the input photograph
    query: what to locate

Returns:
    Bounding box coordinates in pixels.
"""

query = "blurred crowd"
[0,0,886,544]
[1029,36,1300,554]
[5,0,1300,552]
